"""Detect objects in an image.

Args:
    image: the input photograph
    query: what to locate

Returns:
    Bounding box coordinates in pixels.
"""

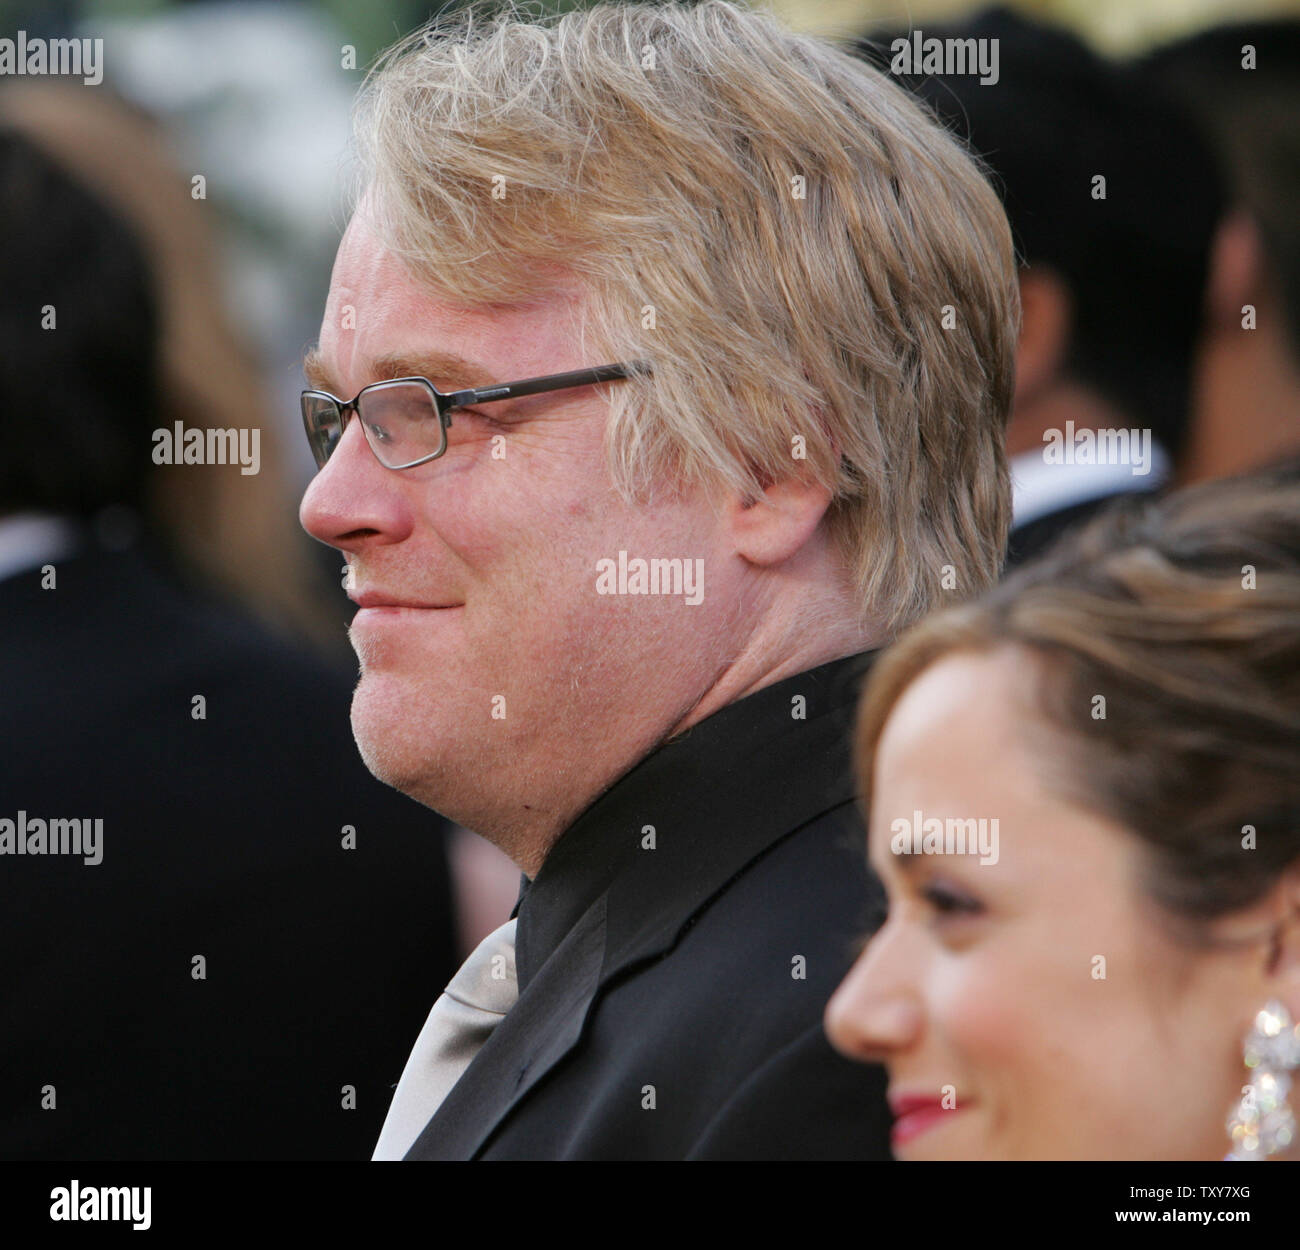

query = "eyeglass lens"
[301,381,447,470]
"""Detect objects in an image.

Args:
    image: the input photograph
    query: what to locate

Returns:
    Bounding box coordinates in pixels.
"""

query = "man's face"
[300,210,739,860]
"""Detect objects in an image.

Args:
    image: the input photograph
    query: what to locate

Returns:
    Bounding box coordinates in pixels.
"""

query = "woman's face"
[825,647,1294,1160]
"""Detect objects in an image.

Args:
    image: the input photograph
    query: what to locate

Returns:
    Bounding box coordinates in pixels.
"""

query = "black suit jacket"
[1004,495,1117,570]
[0,540,459,1159]
[406,652,892,1160]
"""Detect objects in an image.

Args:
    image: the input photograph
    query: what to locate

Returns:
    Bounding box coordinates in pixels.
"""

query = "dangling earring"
[1226,1000,1300,1160]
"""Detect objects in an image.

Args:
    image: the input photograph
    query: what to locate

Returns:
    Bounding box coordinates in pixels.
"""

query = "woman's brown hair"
[856,465,1300,928]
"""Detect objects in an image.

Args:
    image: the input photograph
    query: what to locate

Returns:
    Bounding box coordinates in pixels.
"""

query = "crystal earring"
[1226,1000,1300,1160]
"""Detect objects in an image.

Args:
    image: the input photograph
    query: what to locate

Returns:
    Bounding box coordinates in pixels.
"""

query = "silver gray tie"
[372,917,518,1160]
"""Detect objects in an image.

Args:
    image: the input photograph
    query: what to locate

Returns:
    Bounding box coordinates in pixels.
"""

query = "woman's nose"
[824,921,924,1064]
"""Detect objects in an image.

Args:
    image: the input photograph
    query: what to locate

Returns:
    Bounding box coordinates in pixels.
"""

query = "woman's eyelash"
[921,881,983,916]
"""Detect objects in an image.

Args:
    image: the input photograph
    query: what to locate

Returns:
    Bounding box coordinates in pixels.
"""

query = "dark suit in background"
[1006,496,1114,569]
[0,537,459,1159]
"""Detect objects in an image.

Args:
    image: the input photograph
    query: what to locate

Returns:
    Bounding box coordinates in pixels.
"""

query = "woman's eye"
[921,880,983,917]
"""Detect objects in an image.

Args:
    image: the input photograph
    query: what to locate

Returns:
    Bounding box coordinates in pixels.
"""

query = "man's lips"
[888,1090,966,1148]
[349,591,462,610]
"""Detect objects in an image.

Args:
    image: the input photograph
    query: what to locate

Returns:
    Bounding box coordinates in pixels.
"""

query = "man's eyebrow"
[300,348,498,397]
[370,352,499,392]
[302,347,334,393]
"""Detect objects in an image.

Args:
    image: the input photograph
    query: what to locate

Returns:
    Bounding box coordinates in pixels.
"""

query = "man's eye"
[921,880,983,917]
[445,408,506,444]
[452,406,502,427]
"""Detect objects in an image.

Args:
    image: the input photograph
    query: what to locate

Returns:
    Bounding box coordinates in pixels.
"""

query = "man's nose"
[299,413,412,553]
[823,918,924,1064]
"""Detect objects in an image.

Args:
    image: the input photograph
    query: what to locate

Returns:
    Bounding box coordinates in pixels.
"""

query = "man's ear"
[1205,209,1265,331]
[1013,265,1072,408]
[725,471,834,567]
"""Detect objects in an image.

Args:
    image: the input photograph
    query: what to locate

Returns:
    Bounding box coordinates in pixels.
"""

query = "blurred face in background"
[298,206,744,869]
[825,647,1292,1160]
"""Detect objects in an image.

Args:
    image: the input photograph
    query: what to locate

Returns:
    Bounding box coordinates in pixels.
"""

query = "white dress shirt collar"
[0,512,83,584]
[1010,439,1171,530]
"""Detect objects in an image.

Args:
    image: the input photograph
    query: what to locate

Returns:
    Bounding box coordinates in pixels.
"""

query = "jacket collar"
[514,650,874,991]
[408,649,875,1159]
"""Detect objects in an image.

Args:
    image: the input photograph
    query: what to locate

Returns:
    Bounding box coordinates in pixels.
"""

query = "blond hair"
[355,0,1019,635]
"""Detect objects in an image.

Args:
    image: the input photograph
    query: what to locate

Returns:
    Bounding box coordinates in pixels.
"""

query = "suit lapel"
[404,893,608,1160]
[402,655,876,1160]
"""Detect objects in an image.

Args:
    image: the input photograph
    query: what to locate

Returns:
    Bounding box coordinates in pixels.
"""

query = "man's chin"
[349,678,435,799]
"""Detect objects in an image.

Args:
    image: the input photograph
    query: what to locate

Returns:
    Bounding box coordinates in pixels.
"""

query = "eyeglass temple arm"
[442,360,653,411]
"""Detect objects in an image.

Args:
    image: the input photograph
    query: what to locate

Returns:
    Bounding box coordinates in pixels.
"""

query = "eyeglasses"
[301,360,652,471]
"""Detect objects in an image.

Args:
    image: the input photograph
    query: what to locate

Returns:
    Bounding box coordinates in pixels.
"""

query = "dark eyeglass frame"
[301,360,652,471]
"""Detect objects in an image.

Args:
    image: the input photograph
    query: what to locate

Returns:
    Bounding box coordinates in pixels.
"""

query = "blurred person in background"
[860,9,1227,569]
[1142,21,1300,485]
[827,468,1300,1159]
[0,80,342,651]
[0,120,459,1159]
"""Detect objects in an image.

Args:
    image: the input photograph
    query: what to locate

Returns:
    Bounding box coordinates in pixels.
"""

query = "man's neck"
[478,606,880,879]
[1179,317,1300,485]
[669,609,879,739]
